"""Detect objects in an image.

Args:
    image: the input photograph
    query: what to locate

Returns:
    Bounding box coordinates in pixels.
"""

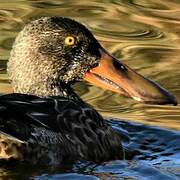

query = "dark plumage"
[0,94,123,165]
[0,16,177,166]
[0,17,124,165]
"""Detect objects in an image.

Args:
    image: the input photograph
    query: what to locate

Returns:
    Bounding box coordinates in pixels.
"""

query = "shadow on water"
[0,0,180,179]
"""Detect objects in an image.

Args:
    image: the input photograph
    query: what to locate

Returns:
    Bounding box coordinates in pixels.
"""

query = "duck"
[0,16,177,166]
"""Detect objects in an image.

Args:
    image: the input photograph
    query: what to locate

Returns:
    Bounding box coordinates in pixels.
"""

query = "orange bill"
[84,48,177,105]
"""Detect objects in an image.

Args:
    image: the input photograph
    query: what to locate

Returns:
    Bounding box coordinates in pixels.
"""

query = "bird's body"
[0,93,123,165]
[0,16,176,166]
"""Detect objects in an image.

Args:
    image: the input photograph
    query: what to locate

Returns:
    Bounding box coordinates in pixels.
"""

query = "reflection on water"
[0,0,180,179]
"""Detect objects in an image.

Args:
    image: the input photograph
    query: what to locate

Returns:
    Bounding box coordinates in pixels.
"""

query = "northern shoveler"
[0,16,177,166]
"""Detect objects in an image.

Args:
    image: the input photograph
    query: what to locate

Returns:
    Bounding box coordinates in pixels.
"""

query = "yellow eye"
[64,36,76,46]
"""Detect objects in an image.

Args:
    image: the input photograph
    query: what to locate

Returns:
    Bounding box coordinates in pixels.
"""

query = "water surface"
[0,0,180,179]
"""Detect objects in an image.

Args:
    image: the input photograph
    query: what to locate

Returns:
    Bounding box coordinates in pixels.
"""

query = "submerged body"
[0,17,176,165]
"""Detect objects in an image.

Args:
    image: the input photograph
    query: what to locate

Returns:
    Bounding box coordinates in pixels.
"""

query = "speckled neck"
[7,17,100,99]
[7,19,73,98]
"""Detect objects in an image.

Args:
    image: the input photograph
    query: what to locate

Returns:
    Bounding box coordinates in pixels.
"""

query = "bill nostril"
[113,60,127,72]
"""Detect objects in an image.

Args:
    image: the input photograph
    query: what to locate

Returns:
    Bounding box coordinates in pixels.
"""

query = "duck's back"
[0,94,123,165]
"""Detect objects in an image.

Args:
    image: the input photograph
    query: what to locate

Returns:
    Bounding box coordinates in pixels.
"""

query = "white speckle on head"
[7,23,64,97]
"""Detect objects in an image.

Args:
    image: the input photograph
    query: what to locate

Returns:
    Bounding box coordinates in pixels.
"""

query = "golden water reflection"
[0,0,180,130]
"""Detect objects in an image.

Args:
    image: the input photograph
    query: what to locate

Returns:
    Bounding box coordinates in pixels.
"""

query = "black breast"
[0,93,124,165]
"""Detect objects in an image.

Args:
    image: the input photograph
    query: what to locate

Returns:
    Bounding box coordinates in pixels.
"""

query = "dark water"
[0,0,180,179]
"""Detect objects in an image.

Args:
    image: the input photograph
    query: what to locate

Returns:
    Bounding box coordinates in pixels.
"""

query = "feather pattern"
[0,94,124,165]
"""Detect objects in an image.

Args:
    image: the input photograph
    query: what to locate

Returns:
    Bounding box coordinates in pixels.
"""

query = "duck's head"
[8,16,177,105]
